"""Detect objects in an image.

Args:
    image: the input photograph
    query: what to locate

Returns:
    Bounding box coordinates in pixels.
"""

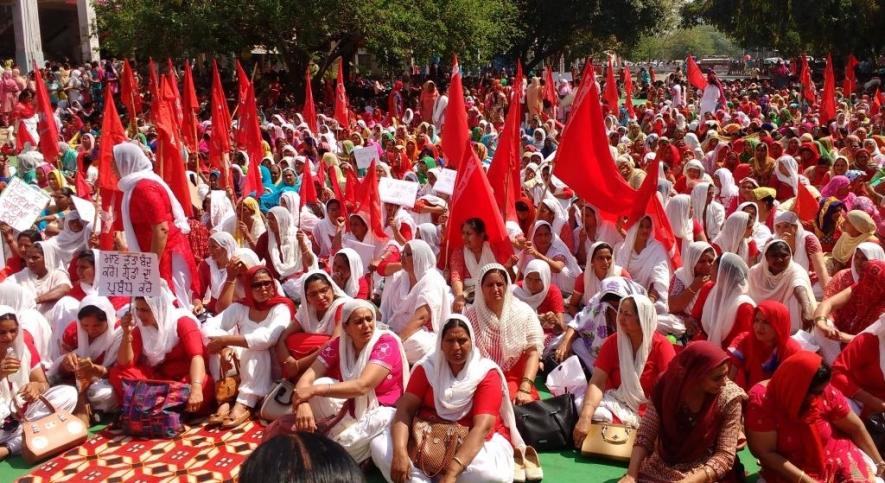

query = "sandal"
[524,446,543,482]
[221,408,251,428]
[207,403,231,426]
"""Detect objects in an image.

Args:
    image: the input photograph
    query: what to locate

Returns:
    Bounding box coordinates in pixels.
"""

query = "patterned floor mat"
[16,420,265,483]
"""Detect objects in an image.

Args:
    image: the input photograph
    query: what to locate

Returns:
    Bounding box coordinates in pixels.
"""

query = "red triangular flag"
[32,63,60,164]
[795,182,818,222]
[487,61,523,223]
[344,167,359,208]
[180,61,200,152]
[96,85,128,192]
[119,59,142,120]
[872,88,882,114]
[603,57,620,112]
[843,55,859,95]
[820,53,836,122]
[154,77,193,216]
[166,59,183,127]
[303,68,318,133]
[353,160,386,239]
[441,142,514,268]
[328,165,348,221]
[235,61,265,198]
[440,55,469,170]
[623,65,635,119]
[800,55,816,104]
[543,65,558,106]
[209,60,232,188]
[299,161,318,208]
[686,54,708,90]
[147,59,161,122]
[334,59,349,129]
[15,120,36,152]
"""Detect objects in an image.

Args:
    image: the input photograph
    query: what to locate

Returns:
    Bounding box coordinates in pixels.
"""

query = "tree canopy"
[630,25,743,61]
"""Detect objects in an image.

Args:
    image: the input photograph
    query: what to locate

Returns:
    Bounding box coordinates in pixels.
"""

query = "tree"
[630,25,743,61]
[682,0,884,57]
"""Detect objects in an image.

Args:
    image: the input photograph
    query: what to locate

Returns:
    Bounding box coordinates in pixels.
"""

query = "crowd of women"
[0,56,883,482]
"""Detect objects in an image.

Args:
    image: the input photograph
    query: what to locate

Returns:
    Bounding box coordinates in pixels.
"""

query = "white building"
[1,0,99,71]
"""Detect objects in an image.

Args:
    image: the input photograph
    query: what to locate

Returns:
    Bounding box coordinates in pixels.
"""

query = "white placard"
[70,195,96,226]
[432,168,457,195]
[378,177,419,208]
[0,177,51,232]
[352,146,379,170]
[343,238,377,271]
[95,251,162,297]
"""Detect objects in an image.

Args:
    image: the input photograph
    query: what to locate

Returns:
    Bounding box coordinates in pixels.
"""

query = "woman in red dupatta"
[727,301,801,390]
[622,341,746,482]
[747,352,882,483]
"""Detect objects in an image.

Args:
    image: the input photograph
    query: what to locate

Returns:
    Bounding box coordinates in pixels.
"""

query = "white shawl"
[616,218,670,296]
[665,194,694,246]
[207,232,238,299]
[138,285,194,367]
[851,242,885,282]
[702,253,755,347]
[295,271,350,334]
[691,182,725,240]
[521,220,581,294]
[748,241,815,333]
[380,240,450,333]
[774,210,812,271]
[75,295,122,366]
[0,306,31,421]
[511,259,551,310]
[333,248,365,298]
[581,242,620,305]
[462,241,497,289]
[268,206,316,279]
[712,211,751,263]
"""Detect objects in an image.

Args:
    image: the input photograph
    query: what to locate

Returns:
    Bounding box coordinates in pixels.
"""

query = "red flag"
[543,65,558,106]
[303,68,318,133]
[32,63,60,164]
[603,57,620,112]
[872,88,882,114]
[334,59,349,128]
[119,59,142,119]
[800,55,816,104]
[440,55,469,170]
[299,161,318,209]
[487,61,523,223]
[155,77,193,217]
[180,61,200,152]
[328,166,348,221]
[623,65,635,119]
[686,54,708,90]
[166,59,183,127]
[649,66,656,84]
[795,182,818,222]
[353,160,386,239]
[15,120,36,152]
[820,54,836,122]
[235,61,265,198]
[843,55,859,94]
[147,59,161,122]
[96,85,128,192]
[209,60,232,188]
[441,142,514,268]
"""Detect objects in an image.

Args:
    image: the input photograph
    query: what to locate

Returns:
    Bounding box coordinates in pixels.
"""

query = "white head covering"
[295,271,349,334]
[774,210,812,270]
[511,259,551,310]
[747,240,815,333]
[581,242,620,305]
[268,206,313,278]
[332,248,365,298]
[702,253,755,347]
[135,283,195,367]
[665,194,693,243]
[0,306,30,421]
[207,232,238,298]
[851,242,885,282]
[713,168,739,199]
[75,295,122,366]
[380,239,451,333]
[672,241,714,289]
[775,155,800,196]
[46,210,92,266]
[209,190,235,230]
[114,143,190,252]
[712,211,751,263]
[416,223,441,256]
[616,216,671,294]
[691,182,724,240]
[415,314,526,449]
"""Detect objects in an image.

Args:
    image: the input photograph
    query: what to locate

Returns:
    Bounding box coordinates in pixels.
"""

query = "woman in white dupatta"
[450,218,499,313]
[56,296,122,415]
[512,259,565,355]
[702,253,756,348]
[737,201,773,250]
[567,241,629,315]
[44,209,92,268]
[265,206,317,297]
[312,199,344,258]
[712,211,754,265]
[665,194,699,252]
[774,210,830,293]
[380,239,450,364]
[573,204,624,266]
[331,248,367,299]
[371,315,525,483]
[467,263,544,404]
[520,220,581,295]
[658,241,716,337]
[13,241,77,337]
[0,306,78,460]
[287,299,408,463]
[748,240,815,334]
[574,295,675,446]
[198,232,238,314]
[616,216,671,311]
[0,281,52,368]
[691,182,725,241]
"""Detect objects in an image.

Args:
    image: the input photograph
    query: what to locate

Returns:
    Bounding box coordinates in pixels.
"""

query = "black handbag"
[865,412,885,453]
[513,393,577,451]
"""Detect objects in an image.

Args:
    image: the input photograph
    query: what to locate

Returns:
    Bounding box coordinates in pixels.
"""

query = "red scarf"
[239,266,295,317]
[741,301,801,389]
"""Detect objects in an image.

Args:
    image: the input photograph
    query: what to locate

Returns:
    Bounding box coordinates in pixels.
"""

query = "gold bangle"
[452,456,465,470]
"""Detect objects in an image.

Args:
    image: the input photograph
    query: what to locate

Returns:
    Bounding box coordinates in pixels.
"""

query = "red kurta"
[832,333,885,402]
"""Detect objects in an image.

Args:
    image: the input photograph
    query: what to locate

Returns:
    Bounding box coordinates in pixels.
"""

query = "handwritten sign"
[378,177,419,208]
[352,146,379,170]
[343,238,377,271]
[432,168,458,195]
[0,178,51,232]
[95,251,162,298]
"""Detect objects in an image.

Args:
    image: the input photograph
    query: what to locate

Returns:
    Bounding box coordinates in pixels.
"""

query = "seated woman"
[573,295,676,446]
[832,314,885,419]
[64,250,128,309]
[281,300,407,463]
[728,301,801,390]
[0,306,78,461]
[711,211,756,266]
[55,296,122,418]
[774,210,830,293]
[558,277,646,371]
[196,232,238,315]
[380,240,451,364]
[700,253,755,348]
[227,196,266,250]
[567,242,630,316]
[312,199,344,259]
[658,241,715,337]
[620,341,746,483]
[448,218,499,313]
[737,201,771,254]
[512,260,565,356]
[12,242,75,331]
[691,182,725,241]
[615,216,671,311]
[255,206,317,298]
[665,194,704,252]
[828,210,878,275]
[206,266,293,427]
[0,282,52,368]
[824,242,885,297]
[329,248,370,300]
[572,205,623,267]
[748,240,815,334]
[814,260,885,364]
[277,272,350,380]
[519,221,581,295]
[110,285,213,417]
[747,352,884,483]
[467,264,544,403]
[370,316,524,483]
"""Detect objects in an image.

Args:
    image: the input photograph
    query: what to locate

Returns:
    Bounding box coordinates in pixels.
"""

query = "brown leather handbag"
[580,422,636,462]
[21,396,89,464]
[407,416,470,477]
[215,353,240,404]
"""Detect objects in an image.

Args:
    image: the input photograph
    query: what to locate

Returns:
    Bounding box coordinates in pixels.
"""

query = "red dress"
[109,316,214,412]
[832,333,885,403]
[594,332,676,415]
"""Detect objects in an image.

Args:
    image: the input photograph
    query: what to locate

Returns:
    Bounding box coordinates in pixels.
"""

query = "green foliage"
[630,25,743,61]
[682,0,884,57]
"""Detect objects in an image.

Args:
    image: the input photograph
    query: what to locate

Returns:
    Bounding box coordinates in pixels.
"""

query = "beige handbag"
[21,396,89,464]
[580,422,636,462]
[258,379,295,422]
